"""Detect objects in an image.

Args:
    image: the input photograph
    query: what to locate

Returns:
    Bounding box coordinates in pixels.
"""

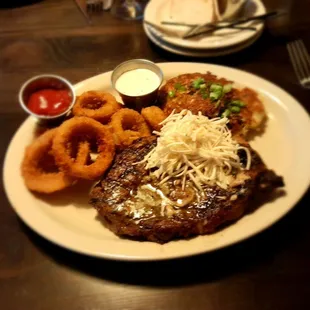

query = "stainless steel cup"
[111,59,163,112]
[19,74,76,125]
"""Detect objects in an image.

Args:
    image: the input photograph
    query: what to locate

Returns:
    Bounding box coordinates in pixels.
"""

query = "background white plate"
[4,63,310,261]
[144,0,265,50]
[144,22,263,57]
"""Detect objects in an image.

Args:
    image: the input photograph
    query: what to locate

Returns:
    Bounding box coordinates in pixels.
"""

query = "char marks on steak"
[90,136,284,243]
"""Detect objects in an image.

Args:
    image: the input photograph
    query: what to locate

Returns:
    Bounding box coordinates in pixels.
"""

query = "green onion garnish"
[215,100,221,108]
[231,106,241,113]
[174,83,186,92]
[223,84,232,94]
[231,100,246,107]
[210,83,223,92]
[192,78,205,89]
[168,90,175,98]
[209,83,223,101]
[210,91,222,101]
[201,89,208,99]
[221,109,231,118]
[199,83,207,89]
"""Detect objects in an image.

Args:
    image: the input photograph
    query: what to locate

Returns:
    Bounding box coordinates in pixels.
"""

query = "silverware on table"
[144,20,184,37]
[180,11,278,39]
[287,39,310,89]
[161,21,198,27]
[73,0,109,25]
[145,20,256,38]
[86,0,105,13]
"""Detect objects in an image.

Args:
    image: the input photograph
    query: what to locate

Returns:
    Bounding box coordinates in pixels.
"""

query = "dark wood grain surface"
[1,1,310,309]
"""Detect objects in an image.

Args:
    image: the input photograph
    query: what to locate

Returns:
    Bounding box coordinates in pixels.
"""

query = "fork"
[287,39,310,89]
[86,0,104,13]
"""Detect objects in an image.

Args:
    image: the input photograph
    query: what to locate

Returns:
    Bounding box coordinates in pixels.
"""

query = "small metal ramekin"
[19,74,76,124]
[111,59,163,112]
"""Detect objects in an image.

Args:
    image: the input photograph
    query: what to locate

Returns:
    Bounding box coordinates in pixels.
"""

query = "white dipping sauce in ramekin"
[115,68,161,96]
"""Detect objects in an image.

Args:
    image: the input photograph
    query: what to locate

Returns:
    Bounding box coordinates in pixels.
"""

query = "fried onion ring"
[73,91,122,123]
[52,117,115,180]
[141,106,167,131]
[110,108,151,148]
[21,129,75,193]
[75,141,91,165]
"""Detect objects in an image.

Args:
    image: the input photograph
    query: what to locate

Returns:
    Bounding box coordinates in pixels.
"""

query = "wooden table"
[1,1,310,309]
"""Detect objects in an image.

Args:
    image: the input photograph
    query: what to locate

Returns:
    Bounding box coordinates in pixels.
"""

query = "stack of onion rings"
[21,91,157,193]
[141,106,167,131]
[73,91,122,123]
[52,117,115,180]
[21,129,75,193]
[110,108,151,148]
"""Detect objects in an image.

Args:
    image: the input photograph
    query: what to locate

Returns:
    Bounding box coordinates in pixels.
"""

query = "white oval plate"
[144,0,265,50]
[4,63,310,261]
[144,22,263,57]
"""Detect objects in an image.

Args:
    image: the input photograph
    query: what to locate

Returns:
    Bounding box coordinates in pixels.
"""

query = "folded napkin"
[144,0,216,38]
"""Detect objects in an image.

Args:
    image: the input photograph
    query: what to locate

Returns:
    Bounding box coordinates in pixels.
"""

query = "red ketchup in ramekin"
[27,89,72,116]
[19,74,76,124]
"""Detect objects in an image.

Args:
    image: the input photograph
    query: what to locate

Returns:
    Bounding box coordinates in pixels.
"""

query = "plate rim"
[143,22,263,57]
[4,62,310,261]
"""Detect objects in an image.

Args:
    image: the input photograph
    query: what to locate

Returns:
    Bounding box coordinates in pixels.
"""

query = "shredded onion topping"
[139,110,251,190]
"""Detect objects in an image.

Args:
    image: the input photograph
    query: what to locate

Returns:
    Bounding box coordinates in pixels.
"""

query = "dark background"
[0,0,309,309]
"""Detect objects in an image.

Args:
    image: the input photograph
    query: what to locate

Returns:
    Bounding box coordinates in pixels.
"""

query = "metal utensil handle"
[183,11,278,39]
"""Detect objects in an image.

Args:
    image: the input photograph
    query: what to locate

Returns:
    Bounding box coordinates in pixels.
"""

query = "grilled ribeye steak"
[89,136,284,243]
